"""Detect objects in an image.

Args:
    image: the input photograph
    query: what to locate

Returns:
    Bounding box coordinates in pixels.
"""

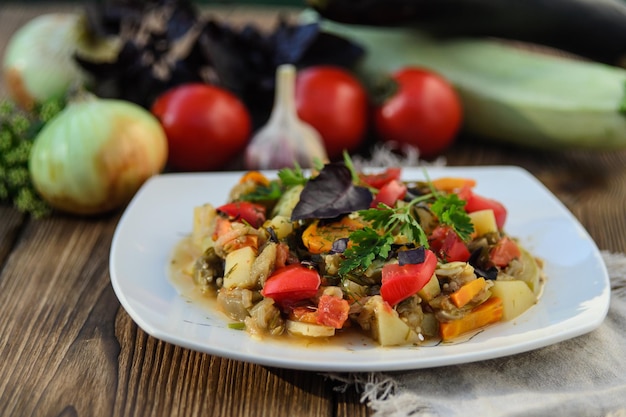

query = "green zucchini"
[315,17,626,150]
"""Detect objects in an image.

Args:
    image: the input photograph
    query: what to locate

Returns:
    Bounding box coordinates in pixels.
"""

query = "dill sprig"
[0,98,65,218]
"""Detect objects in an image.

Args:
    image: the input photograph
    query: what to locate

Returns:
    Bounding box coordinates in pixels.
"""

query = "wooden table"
[2,3,626,416]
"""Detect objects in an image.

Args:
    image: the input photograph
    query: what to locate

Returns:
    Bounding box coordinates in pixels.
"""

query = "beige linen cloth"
[330,251,626,417]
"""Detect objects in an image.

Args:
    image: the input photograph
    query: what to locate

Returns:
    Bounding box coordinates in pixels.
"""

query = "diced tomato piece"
[316,294,350,329]
[216,201,266,228]
[463,190,507,229]
[380,249,437,306]
[359,167,402,189]
[261,264,321,305]
[428,225,471,262]
[371,179,408,208]
[489,236,521,267]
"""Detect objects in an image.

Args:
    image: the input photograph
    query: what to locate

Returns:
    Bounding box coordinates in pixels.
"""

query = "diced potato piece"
[364,296,420,346]
[490,280,537,321]
[286,320,335,338]
[192,203,217,250]
[469,209,498,236]
[265,215,294,240]
[417,274,441,302]
[223,246,257,289]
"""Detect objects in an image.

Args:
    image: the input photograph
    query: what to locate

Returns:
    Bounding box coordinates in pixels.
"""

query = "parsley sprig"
[338,198,430,276]
[430,192,474,241]
[338,185,474,277]
[239,164,308,202]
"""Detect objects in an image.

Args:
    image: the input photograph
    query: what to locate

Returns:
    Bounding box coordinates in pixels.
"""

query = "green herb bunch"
[338,187,474,277]
[0,98,64,218]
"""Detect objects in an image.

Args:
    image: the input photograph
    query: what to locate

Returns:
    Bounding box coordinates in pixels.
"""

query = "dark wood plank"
[0,213,120,416]
[0,207,25,264]
[113,308,336,417]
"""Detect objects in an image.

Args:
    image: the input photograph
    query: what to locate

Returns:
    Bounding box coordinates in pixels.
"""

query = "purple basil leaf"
[398,247,426,265]
[291,163,373,221]
[331,238,349,254]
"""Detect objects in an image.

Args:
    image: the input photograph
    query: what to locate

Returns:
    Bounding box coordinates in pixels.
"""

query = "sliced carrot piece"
[301,217,367,254]
[239,170,270,186]
[450,277,487,308]
[290,306,319,324]
[440,297,504,341]
[431,177,476,193]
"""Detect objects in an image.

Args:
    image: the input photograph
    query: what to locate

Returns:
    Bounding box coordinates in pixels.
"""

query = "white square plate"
[109,166,610,371]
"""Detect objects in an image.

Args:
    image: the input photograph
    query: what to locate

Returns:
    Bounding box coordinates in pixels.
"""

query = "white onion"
[3,13,91,109]
[29,96,168,215]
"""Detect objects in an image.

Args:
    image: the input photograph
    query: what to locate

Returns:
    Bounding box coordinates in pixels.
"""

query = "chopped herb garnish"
[338,175,475,275]
[338,227,394,276]
[228,322,246,330]
[430,193,474,241]
[278,163,308,187]
[240,180,283,202]
[339,198,430,276]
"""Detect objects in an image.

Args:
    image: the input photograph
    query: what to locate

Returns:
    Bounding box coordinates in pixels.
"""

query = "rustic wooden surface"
[2,3,626,417]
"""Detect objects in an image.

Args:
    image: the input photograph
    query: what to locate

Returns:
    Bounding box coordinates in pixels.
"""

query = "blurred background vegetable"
[7,0,626,219]
[245,64,327,170]
[2,13,91,110]
[307,0,626,68]
[151,83,252,171]
[315,17,626,150]
[75,0,364,123]
[295,65,369,160]
[29,94,168,215]
[373,67,463,159]
[0,98,64,218]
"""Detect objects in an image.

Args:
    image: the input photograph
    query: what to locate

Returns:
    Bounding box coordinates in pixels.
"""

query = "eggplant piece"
[307,0,626,67]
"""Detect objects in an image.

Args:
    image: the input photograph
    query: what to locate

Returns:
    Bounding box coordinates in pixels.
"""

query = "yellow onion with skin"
[29,96,168,215]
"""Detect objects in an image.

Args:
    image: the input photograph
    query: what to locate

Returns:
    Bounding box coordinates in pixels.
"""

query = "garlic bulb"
[245,64,328,170]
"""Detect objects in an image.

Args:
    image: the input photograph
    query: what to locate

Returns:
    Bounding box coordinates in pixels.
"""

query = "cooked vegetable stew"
[171,161,544,346]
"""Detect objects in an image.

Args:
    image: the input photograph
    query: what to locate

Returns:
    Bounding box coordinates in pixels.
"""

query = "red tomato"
[374,67,462,159]
[216,202,266,228]
[490,236,521,267]
[316,294,350,329]
[428,226,471,262]
[296,66,369,160]
[371,179,407,208]
[359,167,402,189]
[151,83,251,171]
[261,264,321,305]
[380,249,437,306]
[463,190,508,229]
